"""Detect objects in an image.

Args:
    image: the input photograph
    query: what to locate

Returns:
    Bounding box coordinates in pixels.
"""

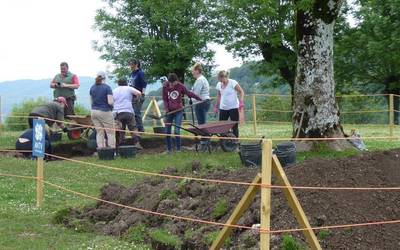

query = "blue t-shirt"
[129,69,147,93]
[90,83,113,111]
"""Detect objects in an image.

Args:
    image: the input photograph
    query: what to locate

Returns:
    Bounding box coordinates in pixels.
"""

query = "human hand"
[60,83,67,88]
[213,106,219,114]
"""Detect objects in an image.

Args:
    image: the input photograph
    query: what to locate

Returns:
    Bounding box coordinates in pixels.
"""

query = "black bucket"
[50,132,62,142]
[239,143,262,167]
[153,127,166,134]
[98,147,115,160]
[118,145,137,158]
[275,142,296,168]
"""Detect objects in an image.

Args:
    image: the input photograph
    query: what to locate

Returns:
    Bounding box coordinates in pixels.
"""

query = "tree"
[94,0,214,82]
[214,0,296,92]
[293,0,351,149]
[335,0,400,123]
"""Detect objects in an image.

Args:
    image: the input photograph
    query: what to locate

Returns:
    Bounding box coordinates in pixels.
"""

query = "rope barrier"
[0,173,37,180]
[1,170,400,235]
[44,153,400,191]
[43,179,400,235]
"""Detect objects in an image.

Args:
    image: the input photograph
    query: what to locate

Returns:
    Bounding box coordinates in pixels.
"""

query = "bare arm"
[130,87,142,97]
[235,84,245,102]
[107,95,114,106]
[61,75,80,89]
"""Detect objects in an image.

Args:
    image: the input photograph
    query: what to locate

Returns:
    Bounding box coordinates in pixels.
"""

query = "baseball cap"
[55,96,68,107]
[96,71,107,80]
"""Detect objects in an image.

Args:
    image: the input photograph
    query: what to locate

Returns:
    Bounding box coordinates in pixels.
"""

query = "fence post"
[0,95,2,136]
[252,94,257,136]
[36,157,44,208]
[389,94,394,138]
[260,139,272,250]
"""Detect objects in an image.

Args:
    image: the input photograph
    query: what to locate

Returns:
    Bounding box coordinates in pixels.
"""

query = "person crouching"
[113,78,142,147]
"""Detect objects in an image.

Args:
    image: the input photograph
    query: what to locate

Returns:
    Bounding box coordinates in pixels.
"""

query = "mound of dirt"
[60,149,400,249]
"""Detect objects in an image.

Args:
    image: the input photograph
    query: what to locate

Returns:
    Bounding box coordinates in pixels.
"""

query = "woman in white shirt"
[214,70,245,137]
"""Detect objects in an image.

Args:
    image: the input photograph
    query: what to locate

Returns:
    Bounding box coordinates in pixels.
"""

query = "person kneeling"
[15,128,52,159]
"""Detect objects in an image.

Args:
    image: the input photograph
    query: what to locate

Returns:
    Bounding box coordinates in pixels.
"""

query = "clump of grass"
[203,231,230,247]
[318,229,332,240]
[122,224,147,244]
[281,234,304,250]
[159,189,178,201]
[211,199,228,219]
[149,229,182,250]
[52,208,71,224]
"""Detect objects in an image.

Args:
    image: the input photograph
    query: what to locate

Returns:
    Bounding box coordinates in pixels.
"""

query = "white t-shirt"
[216,79,239,110]
[113,86,139,114]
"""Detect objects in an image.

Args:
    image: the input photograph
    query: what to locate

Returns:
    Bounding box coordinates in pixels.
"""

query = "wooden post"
[210,174,261,250]
[272,155,321,250]
[389,94,394,137]
[0,95,2,136]
[252,95,257,135]
[142,98,155,122]
[36,157,44,208]
[152,97,165,127]
[260,139,272,250]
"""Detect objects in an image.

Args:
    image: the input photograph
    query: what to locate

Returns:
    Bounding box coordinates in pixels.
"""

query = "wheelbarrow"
[65,115,95,140]
[176,121,239,152]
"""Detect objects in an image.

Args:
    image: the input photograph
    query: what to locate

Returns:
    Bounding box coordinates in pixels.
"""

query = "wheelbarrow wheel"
[220,132,238,152]
[67,129,82,140]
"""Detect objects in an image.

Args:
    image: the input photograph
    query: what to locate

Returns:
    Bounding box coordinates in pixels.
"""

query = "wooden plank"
[260,139,272,250]
[142,98,155,123]
[389,94,394,137]
[210,174,261,250]
[252,95,257,135]
[272,155,321,250]
[36,157,44,208]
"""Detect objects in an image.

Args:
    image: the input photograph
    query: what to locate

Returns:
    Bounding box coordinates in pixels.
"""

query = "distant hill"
[0,77,162,116]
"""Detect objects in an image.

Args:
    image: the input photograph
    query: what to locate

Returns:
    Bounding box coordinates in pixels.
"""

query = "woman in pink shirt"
[162,73,201,153]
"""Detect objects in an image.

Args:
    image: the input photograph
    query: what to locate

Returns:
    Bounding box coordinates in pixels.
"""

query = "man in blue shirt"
[129,59,147,132]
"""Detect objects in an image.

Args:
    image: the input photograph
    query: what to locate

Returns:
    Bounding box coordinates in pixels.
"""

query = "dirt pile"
[58,149,400,249]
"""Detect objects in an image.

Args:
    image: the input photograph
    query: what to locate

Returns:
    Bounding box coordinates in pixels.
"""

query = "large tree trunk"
[293,0,352,151]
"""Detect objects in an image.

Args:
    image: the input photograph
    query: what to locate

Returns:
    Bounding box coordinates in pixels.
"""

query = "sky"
[0,0,242,82]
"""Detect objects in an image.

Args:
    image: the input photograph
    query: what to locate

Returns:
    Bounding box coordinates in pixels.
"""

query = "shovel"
[148,99,207,120]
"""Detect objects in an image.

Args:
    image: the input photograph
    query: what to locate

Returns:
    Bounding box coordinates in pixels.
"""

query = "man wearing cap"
[50,62,80,117]
[28,97,67,130]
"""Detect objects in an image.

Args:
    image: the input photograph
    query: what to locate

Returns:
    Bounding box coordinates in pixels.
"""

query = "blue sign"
[32,119,45,158]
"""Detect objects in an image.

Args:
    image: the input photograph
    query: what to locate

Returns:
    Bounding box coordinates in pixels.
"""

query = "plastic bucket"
[275,142,296,167]
[98,148,115,160]
[118,145,137,158]
[239,143,262,167]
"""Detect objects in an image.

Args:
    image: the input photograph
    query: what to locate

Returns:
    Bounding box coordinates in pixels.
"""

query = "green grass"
[0,123,399,249]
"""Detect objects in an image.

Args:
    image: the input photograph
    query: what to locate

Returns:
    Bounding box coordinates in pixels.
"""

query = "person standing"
[113,78,142,146]
[129,59,147,132]
[90,71,115,149]
[214,70,245,138]
[163,73,202,153]
[50,62,80,116]
[191,63,211,149]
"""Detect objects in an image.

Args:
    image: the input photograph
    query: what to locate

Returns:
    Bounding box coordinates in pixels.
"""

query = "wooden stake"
[389,94,394,138]
[142,98,154,122]
[152,97,165,127]
[36,157,44,208]
[272,155,321,250]
[260,139,272,250]
[252,95,257,135]
[210,174,261,250]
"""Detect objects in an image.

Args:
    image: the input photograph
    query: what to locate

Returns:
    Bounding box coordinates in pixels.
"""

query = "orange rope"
[44,153,400,191]
[0,173,37,180]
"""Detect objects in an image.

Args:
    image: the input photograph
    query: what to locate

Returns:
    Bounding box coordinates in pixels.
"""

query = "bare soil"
[59,148,400,249]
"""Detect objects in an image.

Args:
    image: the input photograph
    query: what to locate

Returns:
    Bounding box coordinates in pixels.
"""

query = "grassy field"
[0,123,399,249]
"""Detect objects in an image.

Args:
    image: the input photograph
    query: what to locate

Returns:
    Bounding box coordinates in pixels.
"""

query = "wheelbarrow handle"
[148,99,208,120]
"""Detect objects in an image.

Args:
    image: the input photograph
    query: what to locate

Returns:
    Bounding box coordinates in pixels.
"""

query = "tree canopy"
[94,0,214,81]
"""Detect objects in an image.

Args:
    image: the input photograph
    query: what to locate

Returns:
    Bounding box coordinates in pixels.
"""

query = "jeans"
[194,99,211,125]
[165,111,183,152]
[219,108,239,137]
[132,96,145,132]
[194,100,211,145]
